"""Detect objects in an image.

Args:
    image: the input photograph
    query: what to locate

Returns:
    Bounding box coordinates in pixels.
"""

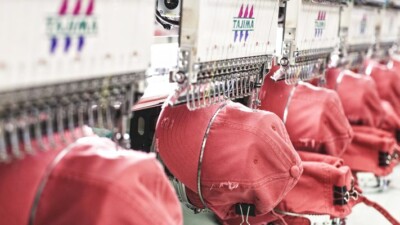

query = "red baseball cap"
[156,101,302,224]
[325,68,384,127]
[273,151,362,225]
[0,144,61,225]
[259,70,353,157]
[277,160,357,219]
[0,129,86,225]
[34,136,182,225]
[364,60,400,116]
[272,151,400,225]
[341,125,397,176]
[275,150,400,225]
[0,135,183,225]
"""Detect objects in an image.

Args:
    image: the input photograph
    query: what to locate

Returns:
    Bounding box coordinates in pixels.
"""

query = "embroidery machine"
[168,0,279,110]
[271,0,346,85]
[0,0,154,162]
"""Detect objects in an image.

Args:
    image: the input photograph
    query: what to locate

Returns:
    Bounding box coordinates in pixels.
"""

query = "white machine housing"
[180,0,278,61]
[179,0,279,83]
[281,0,342,65]
[0,0,154,92]
[378,8,399,44]
[341,4,379,48]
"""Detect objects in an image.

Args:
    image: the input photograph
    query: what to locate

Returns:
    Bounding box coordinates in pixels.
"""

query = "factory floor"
[183,166,400,225]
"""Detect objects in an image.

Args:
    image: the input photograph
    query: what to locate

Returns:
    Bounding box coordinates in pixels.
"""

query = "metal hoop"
[197,103,228,208]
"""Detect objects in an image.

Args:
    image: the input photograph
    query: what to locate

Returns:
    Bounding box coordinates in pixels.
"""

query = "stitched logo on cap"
[233,4,254,42]
[315,11,326,37]
[46,0,98,54]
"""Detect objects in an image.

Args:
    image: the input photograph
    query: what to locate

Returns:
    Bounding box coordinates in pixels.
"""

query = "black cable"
[156,15,172,30]
[155,9,180,26]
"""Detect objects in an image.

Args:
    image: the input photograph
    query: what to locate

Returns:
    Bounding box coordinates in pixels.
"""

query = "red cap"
[34,136,182,225]
[0,145,61,225]
[0,130,84,225]
[325,68,384,127]
[0,135,182,225]
[278,152,360,219]
[365,60,400,116]
[156,101,302,223]
[259,71,353,156]
[341,126,397,176]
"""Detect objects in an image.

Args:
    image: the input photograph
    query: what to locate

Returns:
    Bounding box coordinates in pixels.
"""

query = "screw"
[174,72,186,84]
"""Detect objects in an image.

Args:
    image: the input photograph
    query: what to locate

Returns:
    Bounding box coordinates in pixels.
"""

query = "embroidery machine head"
[168,0,278,110]
[0,0,154,162]
[271,0,347,85]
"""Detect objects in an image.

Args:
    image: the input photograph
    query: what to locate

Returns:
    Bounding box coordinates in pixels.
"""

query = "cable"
[156,9,180,26]
[156,15,172,30]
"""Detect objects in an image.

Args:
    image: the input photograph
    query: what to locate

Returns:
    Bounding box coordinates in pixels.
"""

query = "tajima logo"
[360,14,367,34]
[233,4,254,42]
[46,0,97,54]
[315,11,326,37]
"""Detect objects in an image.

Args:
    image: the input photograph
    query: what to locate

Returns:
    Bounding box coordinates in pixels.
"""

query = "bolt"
[280,57,289,66]
[174,72,186,84]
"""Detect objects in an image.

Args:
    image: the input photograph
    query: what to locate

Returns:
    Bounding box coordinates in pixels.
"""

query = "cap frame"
[197,103,228,209]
